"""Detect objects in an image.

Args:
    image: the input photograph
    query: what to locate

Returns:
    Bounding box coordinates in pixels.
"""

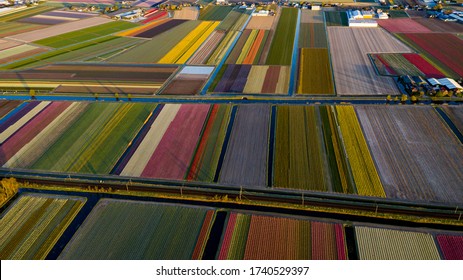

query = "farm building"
[347,10,378,27]
[252,10,270,16]
[348,19,378,27]
[377,12,388,19]
[428,78,463,91]
[350,10,363,20]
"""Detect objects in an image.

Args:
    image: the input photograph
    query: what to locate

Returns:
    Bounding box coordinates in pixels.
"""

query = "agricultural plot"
[0,22,45,38]
[3,102,156,175]
[0,101,65,163]
[0,100,22,119]
[132,0,164,7]
[301,10,324,24]
[297,49,334,95]
[0,64,177,94]
[206,31,240,65]
[120,104,209,180]
[218,212,347,260]
[226,29,269,64]
[0,44,47,64]
[0,193,85,260]
[188,30,225,64]
[245,16,274,30]
[401,33,463,77]
[298,23,327,49]
[59,199,214,259]
[370,53,424,76]
[0,39,21,51]
[199,5,233,21]
[0,4,57,22]
[215,8,251,32]
[442,107,463,138]
[187,105,232,182]
[328,27,412,95]
[436,234,463,260]
[7,17,113,43]
[356,106,463,204]
[173,7,199,20]
[110,20,201,63]
[273,106,329,191]
[218,105,270,188]
[34,21,138,48]
[355,226,440,260]
[401,53,445,78]
[119,19,187,39]
[324,11,348,27]
[412,18,463,33]
[387,10,410,18]
[161,66,214,95]
[212,64,290,94]
[378,18,431,33]
[158,21,220,64]
[141,10,167,24]
[335,106,385,197]
[18,10,95,25]
[266,8,298,65]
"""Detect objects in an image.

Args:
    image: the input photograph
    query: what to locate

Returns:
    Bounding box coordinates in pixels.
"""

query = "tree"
[411,95,418,103]
[401,94,408,103]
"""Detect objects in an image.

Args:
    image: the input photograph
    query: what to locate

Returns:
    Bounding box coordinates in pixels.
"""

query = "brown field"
[356,106,463,204]
[53,85,158,94]
[300,10,324,24]
[328,27,411,95]
[443,107,463,136]
[7,17,112,43]
[412,18,463,33]
[0,39,21,51]
[173,7,199,20]
[245,16,275,30]
[0,63,178,94]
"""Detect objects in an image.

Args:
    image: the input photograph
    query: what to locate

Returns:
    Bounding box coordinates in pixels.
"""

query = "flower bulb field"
[0,2,463,261]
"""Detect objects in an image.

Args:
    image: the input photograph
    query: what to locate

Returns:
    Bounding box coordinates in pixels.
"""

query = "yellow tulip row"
[335,106,386,197]
[158,21,220,64]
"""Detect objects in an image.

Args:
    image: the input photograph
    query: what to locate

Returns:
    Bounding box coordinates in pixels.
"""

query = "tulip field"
[2,190,462,260]
[1,3,463,262]
[0,193,85,260]
[436,234,463,260]
[217,212,347,260]
[58,199,215,259]
[355,226,440,260]
[1,101,462,204]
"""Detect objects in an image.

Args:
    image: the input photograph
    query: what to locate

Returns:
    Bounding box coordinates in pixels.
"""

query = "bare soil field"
[7,17,112,43]
[327,27,412,95]
[245,16,275,30]
[356,105,463,204]
[412,18,463,33]
[173,7,199,20]
[300,10,324,24]
[0,39,21,51]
